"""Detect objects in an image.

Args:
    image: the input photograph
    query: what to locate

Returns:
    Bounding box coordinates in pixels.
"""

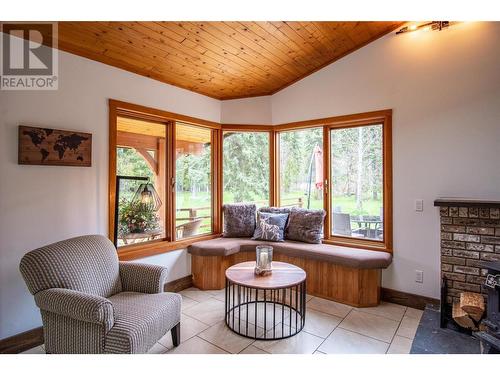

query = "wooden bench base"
[191,252,381,307]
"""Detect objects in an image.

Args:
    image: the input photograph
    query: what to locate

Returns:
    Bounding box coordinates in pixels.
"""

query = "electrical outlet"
[415,270,424,283]
[415,199,424,212]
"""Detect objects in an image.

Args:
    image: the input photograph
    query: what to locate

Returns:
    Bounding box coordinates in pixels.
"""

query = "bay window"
[109,99,392,259]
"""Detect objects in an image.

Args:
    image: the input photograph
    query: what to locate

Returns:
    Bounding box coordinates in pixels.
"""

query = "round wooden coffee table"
[225,261,306,340]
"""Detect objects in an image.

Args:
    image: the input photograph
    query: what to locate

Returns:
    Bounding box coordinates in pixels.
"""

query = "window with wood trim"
[109,100,221,260]
[175,122,214,239]
[275,110,392,252]
[330,124,384,241]
[278,127,323,209]
[115,116,168,248]
[109,100,392,258]
[323,111,392,252]
[222,131,271,207]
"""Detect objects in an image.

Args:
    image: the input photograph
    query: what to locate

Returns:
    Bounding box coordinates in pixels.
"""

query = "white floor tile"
[253,325,323,354]
[355,302,406,322]
[167,336,228,354]
[307,297,352,318]
[339,310,399,343]
[387,335,413,354]
[291,308,342,338]
[207,289,226,302]
[405,307,424,320]
[158,314,209,349]
[147,342,169,354]
[239,345,268,354]
[180,287,214,303]
[181,295,199,311]
[183,298,226,326]
[199,322,255,354]
[318,328,389,354]
[396,315,420,339]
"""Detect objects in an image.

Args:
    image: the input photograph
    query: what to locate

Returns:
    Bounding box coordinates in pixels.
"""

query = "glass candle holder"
[255,245,273,276]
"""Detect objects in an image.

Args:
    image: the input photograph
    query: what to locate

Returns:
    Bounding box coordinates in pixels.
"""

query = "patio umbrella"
[306,145,324,209]
[314,145,323,189]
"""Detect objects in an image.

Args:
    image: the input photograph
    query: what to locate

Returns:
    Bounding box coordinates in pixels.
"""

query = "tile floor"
[22,287,423,355]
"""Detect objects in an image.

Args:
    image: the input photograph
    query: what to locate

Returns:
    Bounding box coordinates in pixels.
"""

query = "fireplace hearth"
[435,198,500,353]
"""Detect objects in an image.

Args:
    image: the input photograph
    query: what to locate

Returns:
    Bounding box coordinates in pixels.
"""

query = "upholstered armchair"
[20,235,181,354]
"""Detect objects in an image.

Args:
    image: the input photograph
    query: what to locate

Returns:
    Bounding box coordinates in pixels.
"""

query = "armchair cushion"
[105,292,181,354]
[35,288,114,332]
[119,262,168,294]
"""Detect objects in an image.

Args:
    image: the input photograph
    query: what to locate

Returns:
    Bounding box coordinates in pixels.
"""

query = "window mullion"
[166,120,176,242]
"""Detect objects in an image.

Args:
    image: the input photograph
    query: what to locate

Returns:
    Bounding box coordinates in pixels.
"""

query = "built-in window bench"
[187,238,392,307]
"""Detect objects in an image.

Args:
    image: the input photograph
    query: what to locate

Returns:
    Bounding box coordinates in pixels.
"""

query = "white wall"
[0,48,220,339]
[271,22,500,299]
[221,96,272,124]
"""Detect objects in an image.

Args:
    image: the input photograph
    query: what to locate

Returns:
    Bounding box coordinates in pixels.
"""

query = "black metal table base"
[225,278,306,340]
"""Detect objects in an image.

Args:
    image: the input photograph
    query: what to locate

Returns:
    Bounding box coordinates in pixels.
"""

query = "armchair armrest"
[34,288,114,331]
[119,261,168,294]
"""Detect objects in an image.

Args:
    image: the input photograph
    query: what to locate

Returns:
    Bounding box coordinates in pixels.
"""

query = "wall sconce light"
[396,21,450,35]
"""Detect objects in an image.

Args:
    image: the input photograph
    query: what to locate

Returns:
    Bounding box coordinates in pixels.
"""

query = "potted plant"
[118,198,160,236]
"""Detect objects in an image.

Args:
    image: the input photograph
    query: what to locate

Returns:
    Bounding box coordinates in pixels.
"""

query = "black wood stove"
[474,261,500,354]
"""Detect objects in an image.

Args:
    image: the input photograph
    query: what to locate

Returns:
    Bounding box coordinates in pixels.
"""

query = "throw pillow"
[259,207,292,215]
[286,208,326,244]
[252,212,289,242]
[258,206,292,228]
[223,203,256,238]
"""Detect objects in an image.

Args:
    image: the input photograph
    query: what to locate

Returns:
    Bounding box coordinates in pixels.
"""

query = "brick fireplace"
[435,199,500,306]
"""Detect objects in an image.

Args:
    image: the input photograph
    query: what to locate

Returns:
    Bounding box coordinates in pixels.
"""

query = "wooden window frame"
[173,122,219,240]
[109,99,222,260]
[109,100,392,259]
[274,110,392,253]
[274,125,324,210]
[220,126,275,216]
[325,113,392,252]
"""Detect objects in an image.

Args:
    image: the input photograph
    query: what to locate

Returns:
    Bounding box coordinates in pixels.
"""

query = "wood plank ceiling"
[57,22,403,100]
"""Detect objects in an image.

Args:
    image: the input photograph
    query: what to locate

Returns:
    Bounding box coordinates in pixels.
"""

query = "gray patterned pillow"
[223,203,256,238]
[252,212,289,242]
[286,208,326,244]
[258,207,291,229]
[259,207,292,215]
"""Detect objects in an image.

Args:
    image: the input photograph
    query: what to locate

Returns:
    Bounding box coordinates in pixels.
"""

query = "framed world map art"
[18,125,92,167]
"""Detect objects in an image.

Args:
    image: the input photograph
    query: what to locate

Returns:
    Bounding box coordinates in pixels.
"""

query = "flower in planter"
[118,198,160,236]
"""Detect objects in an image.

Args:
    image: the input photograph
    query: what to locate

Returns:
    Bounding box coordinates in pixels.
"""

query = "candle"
[259,251,268,269]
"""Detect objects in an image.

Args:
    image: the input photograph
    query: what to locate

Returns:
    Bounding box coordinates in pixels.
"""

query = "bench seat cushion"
[187,237,392,269]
